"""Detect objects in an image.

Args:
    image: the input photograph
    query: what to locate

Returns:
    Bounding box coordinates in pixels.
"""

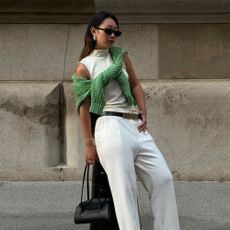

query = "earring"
[93,35,97,41]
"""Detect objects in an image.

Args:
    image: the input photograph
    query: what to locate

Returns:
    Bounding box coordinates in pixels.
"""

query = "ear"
[90,26,97,36]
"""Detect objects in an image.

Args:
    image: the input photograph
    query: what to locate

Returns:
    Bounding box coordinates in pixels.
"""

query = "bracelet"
[85,138,95,146]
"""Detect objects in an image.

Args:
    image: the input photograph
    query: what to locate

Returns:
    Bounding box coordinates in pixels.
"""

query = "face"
[91,17,120,49]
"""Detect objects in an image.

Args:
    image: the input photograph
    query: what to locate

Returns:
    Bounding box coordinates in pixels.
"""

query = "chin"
[107,43,114,48]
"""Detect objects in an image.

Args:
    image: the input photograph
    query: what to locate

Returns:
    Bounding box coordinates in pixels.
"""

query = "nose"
[110,32,116,38]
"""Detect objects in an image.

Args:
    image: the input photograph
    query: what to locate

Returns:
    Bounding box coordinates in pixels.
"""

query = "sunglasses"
[96,27,122,37]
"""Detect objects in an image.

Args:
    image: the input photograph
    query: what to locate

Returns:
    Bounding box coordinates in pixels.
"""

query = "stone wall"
[1,0,230,180]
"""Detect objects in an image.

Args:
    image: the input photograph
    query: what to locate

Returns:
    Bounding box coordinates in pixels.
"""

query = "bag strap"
[80,163,106,210]
[80,164,90,202]
[86,163,90,199]
[137,197,142,230]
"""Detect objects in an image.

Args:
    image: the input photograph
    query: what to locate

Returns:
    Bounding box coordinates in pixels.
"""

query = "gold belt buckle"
[122,113,138,120]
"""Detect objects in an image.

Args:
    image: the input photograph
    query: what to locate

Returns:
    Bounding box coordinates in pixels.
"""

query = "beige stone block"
[1,0,230,23]
[158,24,230,79]
[63,25,87,80]
[0,0,94,13]
[117,24,158,80]
[63,83,85,172]
[0,24,68,80]
[0,166,81,181]
[143,80,230,180]
[95,0,230,13]
[0,83,61,176]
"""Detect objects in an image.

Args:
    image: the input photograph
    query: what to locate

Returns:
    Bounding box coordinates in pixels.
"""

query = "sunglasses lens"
[104,28,122,37]
[104,29,113,35]
[114,31,122,37]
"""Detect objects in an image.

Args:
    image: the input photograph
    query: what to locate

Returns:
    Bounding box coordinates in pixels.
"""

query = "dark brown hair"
[79,11,120,61]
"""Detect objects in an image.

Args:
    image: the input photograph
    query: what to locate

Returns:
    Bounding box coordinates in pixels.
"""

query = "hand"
[138,112,147,133]
[85,144,98,165]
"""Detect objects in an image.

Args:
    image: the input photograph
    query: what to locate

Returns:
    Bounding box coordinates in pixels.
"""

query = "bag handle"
[80,164,90,203]
[80,163,106,210]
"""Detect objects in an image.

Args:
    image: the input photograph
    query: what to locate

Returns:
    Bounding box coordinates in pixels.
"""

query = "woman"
[72,11,180,230]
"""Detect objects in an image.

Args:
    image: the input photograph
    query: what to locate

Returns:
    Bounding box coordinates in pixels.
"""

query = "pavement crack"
[0,182,4,188]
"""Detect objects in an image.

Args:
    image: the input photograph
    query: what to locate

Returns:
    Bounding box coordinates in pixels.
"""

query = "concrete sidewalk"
[0,181,229,230]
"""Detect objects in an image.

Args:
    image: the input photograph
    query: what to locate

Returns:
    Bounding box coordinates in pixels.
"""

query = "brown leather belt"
[102,111,141,120]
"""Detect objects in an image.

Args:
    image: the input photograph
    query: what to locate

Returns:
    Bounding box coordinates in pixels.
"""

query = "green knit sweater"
[71,46,136,115]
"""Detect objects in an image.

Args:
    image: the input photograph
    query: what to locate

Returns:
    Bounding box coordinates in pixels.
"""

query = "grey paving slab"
[0,181,230,230]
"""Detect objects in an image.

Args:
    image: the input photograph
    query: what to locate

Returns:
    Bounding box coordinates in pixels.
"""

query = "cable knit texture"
[71,46,136,115]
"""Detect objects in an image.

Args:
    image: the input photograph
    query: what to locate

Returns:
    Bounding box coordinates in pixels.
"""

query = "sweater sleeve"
[71,74,92,113]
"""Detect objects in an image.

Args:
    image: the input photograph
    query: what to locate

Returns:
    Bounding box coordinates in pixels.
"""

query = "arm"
[123,53,147,132]
[75,63,98,164]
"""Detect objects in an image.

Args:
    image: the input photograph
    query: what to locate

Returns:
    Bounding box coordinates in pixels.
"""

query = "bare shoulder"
[123,52,134,70]
[75,63,90,79]
[123,52,129,64]
[123,51,139,87]
[123,52,135,73]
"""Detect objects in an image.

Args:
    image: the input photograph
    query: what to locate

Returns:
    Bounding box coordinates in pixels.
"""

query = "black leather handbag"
[74,164,113,224]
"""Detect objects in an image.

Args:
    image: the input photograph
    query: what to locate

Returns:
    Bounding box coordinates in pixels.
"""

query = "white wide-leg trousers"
[95,116,180,230]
